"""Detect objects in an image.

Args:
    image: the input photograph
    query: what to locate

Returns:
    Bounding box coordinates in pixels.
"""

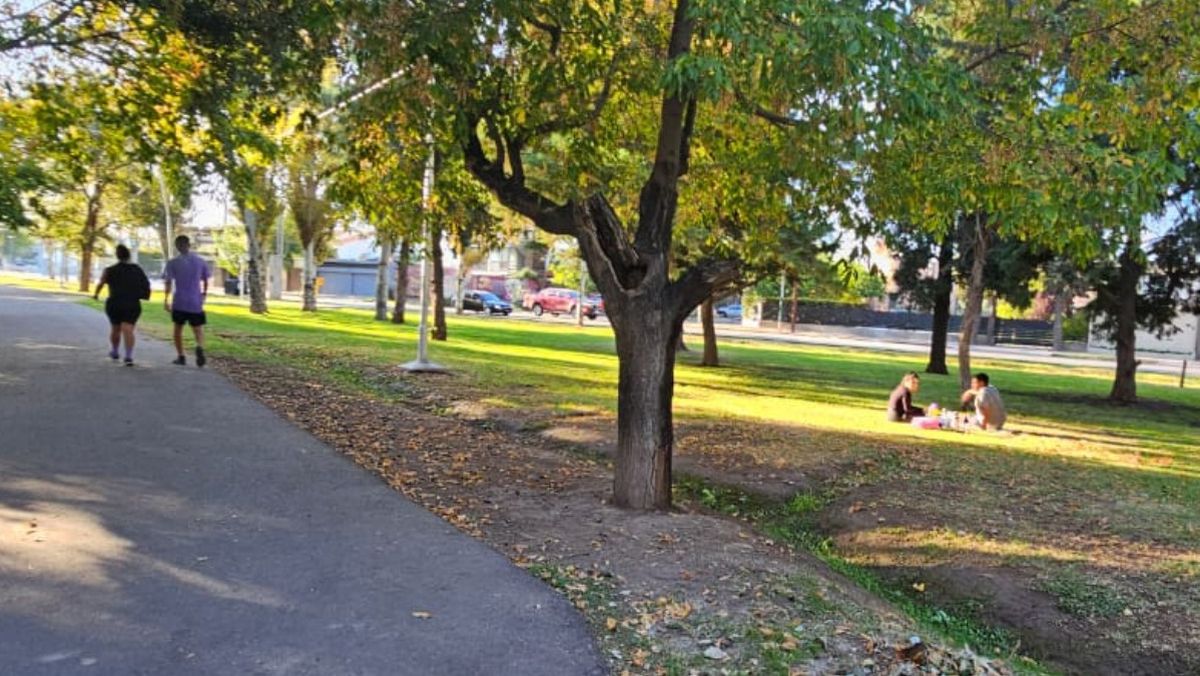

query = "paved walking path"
[0,285,603,676]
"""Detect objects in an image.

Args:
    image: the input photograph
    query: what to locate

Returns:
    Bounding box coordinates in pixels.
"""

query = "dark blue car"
[463,290,512,315]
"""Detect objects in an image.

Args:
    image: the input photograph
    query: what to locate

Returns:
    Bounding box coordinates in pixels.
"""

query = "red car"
[525,287,603,319]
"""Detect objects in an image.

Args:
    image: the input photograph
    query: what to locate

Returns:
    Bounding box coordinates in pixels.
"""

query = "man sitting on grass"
[961,372,1007,431]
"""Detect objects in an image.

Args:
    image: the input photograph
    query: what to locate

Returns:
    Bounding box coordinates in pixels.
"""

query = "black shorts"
[105,300,142,325]
[171,310,207,327]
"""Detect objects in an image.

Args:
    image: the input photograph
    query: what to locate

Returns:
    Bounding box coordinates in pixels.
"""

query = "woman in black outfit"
[886,371,925,422]
[93,244,151,366]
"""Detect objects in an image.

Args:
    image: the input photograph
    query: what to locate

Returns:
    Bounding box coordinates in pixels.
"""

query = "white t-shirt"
[975,385,1007,430]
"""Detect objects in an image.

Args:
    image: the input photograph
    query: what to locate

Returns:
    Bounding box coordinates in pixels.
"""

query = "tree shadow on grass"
[663,417,1200,675]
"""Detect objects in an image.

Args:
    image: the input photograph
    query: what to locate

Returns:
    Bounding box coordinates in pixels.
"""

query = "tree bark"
[392,239,410,324]
[1109,244,1141,403]
[244,209,268,314]
[611,304,680,510]
[431,225,447,341]
[926,238,954,374]
[302,240,318,312]
[700,295,718,367]
[374,236,392,321]
[986,293,998,344]
[957,215,990,391]
[1051,288,1067,352]
[78,188,103,292]
[78,241,94,292]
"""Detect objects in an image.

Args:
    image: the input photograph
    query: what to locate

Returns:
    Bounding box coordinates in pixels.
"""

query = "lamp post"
[777,271,786,329]
[403,133,445,372]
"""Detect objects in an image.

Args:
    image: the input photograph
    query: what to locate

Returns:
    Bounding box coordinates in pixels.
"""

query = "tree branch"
[635,0,695,259]
[678,96,697,178]
[524,15,562,54]
[461,116,575,235]
[734,89,800,128]
[524,46,622,140]
[961,0,1162,73]
[668,258,741,321]
[574,193,644,296]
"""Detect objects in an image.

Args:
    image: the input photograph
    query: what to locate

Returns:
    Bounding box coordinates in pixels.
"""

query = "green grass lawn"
[7,273,1199,668]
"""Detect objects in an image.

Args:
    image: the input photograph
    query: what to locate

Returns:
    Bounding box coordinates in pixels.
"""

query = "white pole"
[777,271,786,329]
[404,133,445,372]
[577,257,586,327]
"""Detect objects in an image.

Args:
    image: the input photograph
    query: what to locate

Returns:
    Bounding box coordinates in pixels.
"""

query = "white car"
[716,303,742,319]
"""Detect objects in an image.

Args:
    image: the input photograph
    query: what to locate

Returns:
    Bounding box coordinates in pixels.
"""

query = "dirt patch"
[213,358,1019,675]
[394,371,1198,676]
[816,475,1200,676]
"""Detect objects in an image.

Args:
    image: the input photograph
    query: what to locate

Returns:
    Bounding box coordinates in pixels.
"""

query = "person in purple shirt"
[163,235,210,367]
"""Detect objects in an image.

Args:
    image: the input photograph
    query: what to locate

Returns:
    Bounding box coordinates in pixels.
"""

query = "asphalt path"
[0,285,603,676]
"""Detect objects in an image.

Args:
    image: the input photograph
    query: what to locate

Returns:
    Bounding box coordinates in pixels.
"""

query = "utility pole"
[403,133,445,372]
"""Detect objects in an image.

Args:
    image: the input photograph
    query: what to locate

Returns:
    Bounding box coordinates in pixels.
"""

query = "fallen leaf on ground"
[703,646,728,660]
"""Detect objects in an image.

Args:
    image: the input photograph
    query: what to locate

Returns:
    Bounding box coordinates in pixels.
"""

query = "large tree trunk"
[244,209,268,314]
[926,238,954,374]
[986,293,998,345]
[78,242,94,292]
[78,191,103,292]
[611,304,680,510]
[1051,289,1067,352]
[392,239,410,324]
[302,240,318,312]
[458,0,731,510]
[431,225,447,341]
[957,215,990,391]
[374,236,392,321]
[78,237,94,290]
[700,295,718,367]
[1109,244,1141,403]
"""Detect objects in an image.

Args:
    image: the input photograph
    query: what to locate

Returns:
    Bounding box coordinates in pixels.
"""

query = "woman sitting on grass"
[887,371,925,422]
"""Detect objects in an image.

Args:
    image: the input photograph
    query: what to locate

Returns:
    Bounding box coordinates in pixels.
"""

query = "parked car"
[584,293,605,318]
[462,290,512,315]
[716,303,742,319]
[526,287,577,317]
[526,287,602,319]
